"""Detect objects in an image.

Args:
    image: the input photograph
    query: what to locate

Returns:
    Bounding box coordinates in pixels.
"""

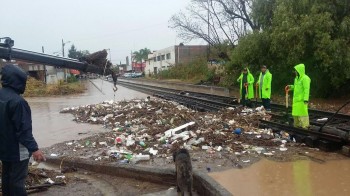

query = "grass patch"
[23,77,86,97]
[154,58,215,83]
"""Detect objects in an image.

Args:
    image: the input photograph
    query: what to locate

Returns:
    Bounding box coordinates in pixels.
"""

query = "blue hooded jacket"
[0,64,38,161]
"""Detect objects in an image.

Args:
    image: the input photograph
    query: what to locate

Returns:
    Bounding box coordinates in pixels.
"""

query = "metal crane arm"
[0,37,117,86]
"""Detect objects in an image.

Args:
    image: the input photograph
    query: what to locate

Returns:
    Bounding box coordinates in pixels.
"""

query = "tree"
[68,45,90,60]
[133,48,151,62]
[169,0,258,47]
[229,0,350,97]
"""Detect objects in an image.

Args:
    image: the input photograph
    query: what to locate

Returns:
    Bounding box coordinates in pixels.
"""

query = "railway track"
[117,79,350,152]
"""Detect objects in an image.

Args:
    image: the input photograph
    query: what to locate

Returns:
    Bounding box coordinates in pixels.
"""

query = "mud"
[210,159,350,196]
[30,166,170,196]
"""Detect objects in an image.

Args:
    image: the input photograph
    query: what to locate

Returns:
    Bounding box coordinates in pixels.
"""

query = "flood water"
[209,159,350,196]
[27,79,147,147]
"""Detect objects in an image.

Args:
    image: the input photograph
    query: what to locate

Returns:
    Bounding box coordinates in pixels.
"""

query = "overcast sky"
[1,0,204,64]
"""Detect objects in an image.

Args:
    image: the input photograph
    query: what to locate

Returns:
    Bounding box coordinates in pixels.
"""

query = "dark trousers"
[241,88,247,106]
[241,88,252,107]
[262,98,271,110]
[1,159,29,196]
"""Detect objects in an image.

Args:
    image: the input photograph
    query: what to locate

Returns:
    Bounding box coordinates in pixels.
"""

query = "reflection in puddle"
[209,159,350,196]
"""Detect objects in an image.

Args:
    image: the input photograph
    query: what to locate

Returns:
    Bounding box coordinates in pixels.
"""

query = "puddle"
[209,159,350,196]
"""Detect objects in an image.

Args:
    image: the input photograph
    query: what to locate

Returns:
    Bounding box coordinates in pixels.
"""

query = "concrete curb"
[46,157,232,196]
[118,78,230,97]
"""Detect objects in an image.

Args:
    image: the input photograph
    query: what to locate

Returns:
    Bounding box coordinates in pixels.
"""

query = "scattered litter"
[279,147,288,151]
[255,147,265,154]
[56,98,295,166]
[149,148,158,155]
[50,154,58,157]
[316,118,328,122]
[45,178,55,184]
[216,146,223,152]
[242,160,251,163]
[233,128,242,135]
[202,145,210,150]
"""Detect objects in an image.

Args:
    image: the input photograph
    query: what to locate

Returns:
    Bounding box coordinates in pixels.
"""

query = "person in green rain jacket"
[256,65,272,111]
[237,67,254,107]
[285,64,311,128]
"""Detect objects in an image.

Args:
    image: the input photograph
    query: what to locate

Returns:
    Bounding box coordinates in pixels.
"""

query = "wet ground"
[210,159,350,196]
[25,80,178,195]
[27,79,148,147]
[29,163,172,196]
[25,79,350,196]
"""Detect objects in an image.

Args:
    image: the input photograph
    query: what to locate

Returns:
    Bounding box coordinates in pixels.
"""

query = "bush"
[155,58,214,83]
[67,75,78,83]
[23,77,86,97]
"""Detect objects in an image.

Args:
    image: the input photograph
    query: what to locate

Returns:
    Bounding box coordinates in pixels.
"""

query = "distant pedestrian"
[256,65,272,111]
[285,63,311,129]
[237,67,254,107]
[0,64,45,196]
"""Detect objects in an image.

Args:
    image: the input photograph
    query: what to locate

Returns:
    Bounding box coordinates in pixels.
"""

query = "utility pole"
[42,46,46,84]
[131,51,133,72]
[108,48,112,63]
[61,39,70,81]
[61,39,65,57]
[207,0,210,62]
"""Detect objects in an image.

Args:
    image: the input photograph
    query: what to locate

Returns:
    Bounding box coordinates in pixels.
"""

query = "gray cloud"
[1,0,204,64]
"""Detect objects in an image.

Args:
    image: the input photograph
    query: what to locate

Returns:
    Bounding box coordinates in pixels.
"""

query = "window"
[153,57,156,62]
[161,55,165,60]
[157,56,161,61]
[166,53,171,59]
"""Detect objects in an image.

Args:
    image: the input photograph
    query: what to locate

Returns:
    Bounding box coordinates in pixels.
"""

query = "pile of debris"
[53,98,299,165]
[0,164,68,194]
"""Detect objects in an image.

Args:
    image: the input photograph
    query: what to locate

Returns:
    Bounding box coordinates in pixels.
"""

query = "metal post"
[207,0,210,62]
[61,39,65,57]
[62,39,66,81]
[42,46,46,84]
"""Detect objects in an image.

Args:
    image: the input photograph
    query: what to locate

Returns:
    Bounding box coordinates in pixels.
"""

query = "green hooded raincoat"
[256,69,272,99]
[237,68,255,99]
[289,64,311,116]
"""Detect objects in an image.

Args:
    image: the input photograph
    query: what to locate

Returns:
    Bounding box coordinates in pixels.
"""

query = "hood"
[1,64,28,94]
[294,64,305,78]
[243,67,251,74]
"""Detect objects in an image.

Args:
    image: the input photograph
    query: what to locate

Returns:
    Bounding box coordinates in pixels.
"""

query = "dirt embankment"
[23,77,86,97]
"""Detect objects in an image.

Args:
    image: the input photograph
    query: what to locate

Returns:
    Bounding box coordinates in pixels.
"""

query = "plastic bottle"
[131,154,150,164]
[139,141,146,147]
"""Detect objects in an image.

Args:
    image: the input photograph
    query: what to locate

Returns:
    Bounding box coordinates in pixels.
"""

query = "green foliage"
[67,75,78,83]
[68,45,90,59]
[155,58,213,83]
[133,48,151,62]
[229,0,350,97]
[24,77,85,97]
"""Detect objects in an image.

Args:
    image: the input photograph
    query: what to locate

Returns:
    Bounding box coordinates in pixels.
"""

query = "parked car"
[123,73,133,78]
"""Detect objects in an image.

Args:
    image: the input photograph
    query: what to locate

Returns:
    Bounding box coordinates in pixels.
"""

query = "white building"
[145,45,207,75]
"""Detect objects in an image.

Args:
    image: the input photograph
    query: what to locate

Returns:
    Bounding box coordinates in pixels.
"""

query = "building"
[0,60,65,84]
[145,45,207,75]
